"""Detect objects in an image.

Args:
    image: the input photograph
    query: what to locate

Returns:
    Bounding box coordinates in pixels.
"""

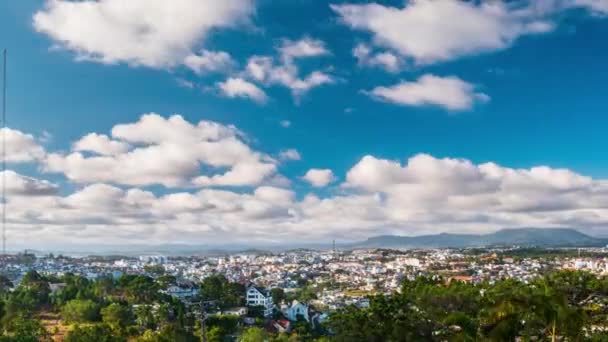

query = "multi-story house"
[246,285,274,317]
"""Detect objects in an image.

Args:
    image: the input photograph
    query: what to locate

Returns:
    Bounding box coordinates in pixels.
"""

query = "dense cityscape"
[1,246,608,340]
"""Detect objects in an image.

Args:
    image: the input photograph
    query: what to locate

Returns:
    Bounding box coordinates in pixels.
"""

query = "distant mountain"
[24,228,607,256]
[352,228,608,249]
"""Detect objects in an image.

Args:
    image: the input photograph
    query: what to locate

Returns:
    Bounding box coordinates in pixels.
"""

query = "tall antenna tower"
[331,239,336,290]
[332,239,336,257]
[2,49,6,256]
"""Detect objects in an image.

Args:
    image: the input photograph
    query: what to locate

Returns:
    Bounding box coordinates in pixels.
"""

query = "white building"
[284,300,309,322]
[221,307,248,317]
[164,285,198,300]
[246,285,274,317]
[402,258,421,268]
[574,259,587,270]
[139,255,167,264]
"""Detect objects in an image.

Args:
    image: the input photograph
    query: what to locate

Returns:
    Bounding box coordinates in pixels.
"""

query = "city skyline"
[2,0,608,249]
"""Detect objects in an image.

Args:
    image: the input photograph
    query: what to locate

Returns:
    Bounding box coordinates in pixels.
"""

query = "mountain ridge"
[353,228,607,249]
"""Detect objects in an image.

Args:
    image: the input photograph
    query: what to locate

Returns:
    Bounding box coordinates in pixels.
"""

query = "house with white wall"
[284,300,309,322]
[246,285,274,317]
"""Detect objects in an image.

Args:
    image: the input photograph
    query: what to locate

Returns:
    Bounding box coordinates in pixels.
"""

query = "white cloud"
[280,120,291,128]
[332,1,554,65]
[245,56,334,100]
[535,0,608,16]
[572,0,608,14]
[6,151,608,246]
[33,0,254,68]
[44,113,277,187]
[279,149,301,161]
[287,71,335,98]
[243,37,335,100]
[303,169,335,187]
[3,128,46,162]
[353,43,401,73]
[3,170,58,196]
[176,78,195,89]
[192,162,277,187]
[278,37,329,61]
[341,153,608,222]
[344,153,598,206]
[368,74,490,111]
[73,133,129,156]
[217,77,268,104]
[246,56,273,82]
[184,50,235,75]
[254,186,295,204]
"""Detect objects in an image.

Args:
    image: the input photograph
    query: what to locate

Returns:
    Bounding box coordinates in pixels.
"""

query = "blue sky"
[1,0,608,249]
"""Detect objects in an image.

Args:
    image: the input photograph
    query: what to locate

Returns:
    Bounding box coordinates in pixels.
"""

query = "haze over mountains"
[352,228,607,249]
[21,228,607,257]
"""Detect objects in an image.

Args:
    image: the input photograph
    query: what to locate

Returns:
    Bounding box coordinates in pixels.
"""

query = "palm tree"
[532,280,585,342]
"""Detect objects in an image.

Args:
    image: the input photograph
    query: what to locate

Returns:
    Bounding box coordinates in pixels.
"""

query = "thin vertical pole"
[2,49,6,256]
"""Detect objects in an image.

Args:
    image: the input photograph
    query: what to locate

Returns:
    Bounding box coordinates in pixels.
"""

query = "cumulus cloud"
[368,74,490,111]
[3,170,58,196]
[43,113,277,187]
[332,1,554,65]
[33,0,254,68]
[5,183,300,246]
[245,56,334,100]
[279,149,301,161]
[6,151,608,246]
[343,153,604,217]
[73,133,129,156]
[192,162,277,187]
[217,77,268,104]
[184,50,236,75]
[303,169,335,187]
[243,37,335,100]
[6,118,608,246]
[278,37,330,61]
[353,43,402,73]
[3,128,46,162]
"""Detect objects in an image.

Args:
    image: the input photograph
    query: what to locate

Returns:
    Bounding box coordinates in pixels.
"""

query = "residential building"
[246,285,274,317]
[284,300,309,322]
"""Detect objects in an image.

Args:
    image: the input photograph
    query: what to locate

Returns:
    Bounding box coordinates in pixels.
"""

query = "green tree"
[206,314,239,336]
[92,276,115,299]
[271,288,285,305]
[296,287,317,304]
[51,274,94,307]
[0,275,13,295]
[61,299,100,323]
[134,304,157,330]
[200,275,244,309]
[156,275,177,290]
[144,264,165,276]
[8,271,50,313]
[133,324,197,342]
[247,305,266,318]
[206,326,223,342]
[240,327,267,342]
[101,303,132,331]
[531,279,586,341]
[118,275,159,303]
[64,324,126,342]
[0,314,50,342]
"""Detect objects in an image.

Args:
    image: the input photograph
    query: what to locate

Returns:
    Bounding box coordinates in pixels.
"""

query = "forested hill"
[353,228,607,248]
